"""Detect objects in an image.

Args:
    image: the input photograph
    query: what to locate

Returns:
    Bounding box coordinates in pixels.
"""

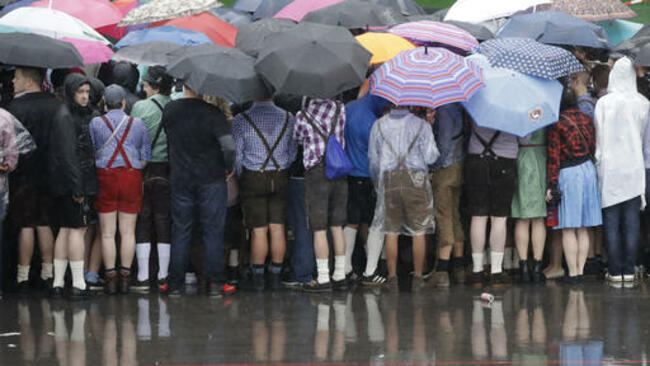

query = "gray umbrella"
[113,41,182,66]
[252,0,292,19]
[634,43,650,67]
[406,14,494,40]
[302,0,406,29]
[0,32,83,68]
[613,36,650,58]
[255,22,371,98]
[210,7,253,26]
[358,0,425,16]
[236,18,296,57]
[167,45,269,104]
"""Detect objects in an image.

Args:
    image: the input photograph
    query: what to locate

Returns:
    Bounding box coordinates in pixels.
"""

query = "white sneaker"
[623,274,635,282]
[606,273,623,282]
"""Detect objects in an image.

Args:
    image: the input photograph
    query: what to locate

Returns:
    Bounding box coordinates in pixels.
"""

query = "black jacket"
[5,92,61,188]
[48,74,98,197]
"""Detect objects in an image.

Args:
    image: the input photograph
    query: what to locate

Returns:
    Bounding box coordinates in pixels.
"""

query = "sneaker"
[268,273,282,292]
[385,277,398,293]
[166,287,183,297]
[468,272,486,286]
[361,273,387,286]
[131,280,150,294]
[207,283,224,298]
[87,279,104,292]
[226,266,240,286]
[606,273,623,282]
[332,279,348,291]
[281,278,302,288]
[433,271,450,288]
[157,278,169,292]
[623,274,635,282]
[222,283,237,296]
[303,280,332,293]
[185,272,198,285]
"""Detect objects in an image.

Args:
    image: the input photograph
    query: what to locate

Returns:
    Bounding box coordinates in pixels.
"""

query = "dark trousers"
[604,196,641,276]
[170,180,227,289]
[287,177,314,283]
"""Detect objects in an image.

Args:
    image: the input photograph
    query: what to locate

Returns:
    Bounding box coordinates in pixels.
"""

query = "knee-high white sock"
[332,255,346,281]
[136,243,151,282]
[316,259,330,284]
[41,263,53,280]
[53,259,68,288]
[363,228,384,277]
[343,227,357,275]
[137,298,152,341]
[17,265,30,283]
[229,249,239,267]
[157,243,171,280]
[70,310,86,342]
[491,251,505,274]
[471,253,484,273]
[69,261,86,290]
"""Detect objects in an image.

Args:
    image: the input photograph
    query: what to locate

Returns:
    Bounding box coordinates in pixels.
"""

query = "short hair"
[106,101,123,110]
[591,64,611,90]
[17,67,45,86]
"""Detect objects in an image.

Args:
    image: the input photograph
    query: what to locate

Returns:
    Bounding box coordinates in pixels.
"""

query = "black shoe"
[16,281,30,295]
[51,286,64,299]
[131,280,150,294]
[69,286,89,300]
[207,282,224,298]
[303,280,332,293]
[490,272,511,287]
[520,261,531,283]
[332,279,348,291]
[250,274,265,292]
[41,278,54,293]
[268,273,282,292]
[166,287,183,297]
[562,275,581,285]
[468,272,485,285]
[531,261,544,283]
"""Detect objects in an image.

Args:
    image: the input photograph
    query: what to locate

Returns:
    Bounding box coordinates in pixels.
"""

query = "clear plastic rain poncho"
[0,108,37,207]
[368,108,439,236]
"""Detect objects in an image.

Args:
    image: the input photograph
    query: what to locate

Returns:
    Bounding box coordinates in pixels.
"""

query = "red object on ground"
[154,12,237,47]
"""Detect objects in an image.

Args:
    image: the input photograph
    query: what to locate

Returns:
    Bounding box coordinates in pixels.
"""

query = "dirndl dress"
[554,160,602,229]
[511,129,547,219]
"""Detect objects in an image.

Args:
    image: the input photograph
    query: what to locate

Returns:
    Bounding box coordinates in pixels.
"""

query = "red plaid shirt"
[547,108,596,187]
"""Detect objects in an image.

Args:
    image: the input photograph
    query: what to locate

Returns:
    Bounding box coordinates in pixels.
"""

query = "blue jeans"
[604,196,641,276]
[286,177,314,283]
[170,180,227,289]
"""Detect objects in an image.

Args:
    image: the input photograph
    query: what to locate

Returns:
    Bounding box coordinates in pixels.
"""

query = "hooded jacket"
[48,74,98,197]
[111,62,141,114]
[594,57,650,209]
[344,94,388,178]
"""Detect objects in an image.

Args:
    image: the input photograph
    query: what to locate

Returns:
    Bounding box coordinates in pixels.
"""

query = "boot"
[105,270,118,295]
[520,260,531,283]
[119,268,131,294]
[531,261,544,283]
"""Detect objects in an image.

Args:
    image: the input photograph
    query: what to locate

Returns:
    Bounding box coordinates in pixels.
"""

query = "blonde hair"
[203,95,233,122]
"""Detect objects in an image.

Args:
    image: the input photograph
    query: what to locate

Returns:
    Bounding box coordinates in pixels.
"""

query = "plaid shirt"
[294,99,346,170]
[547,108,595,187]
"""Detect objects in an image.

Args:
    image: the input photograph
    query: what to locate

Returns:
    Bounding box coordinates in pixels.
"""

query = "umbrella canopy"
[273,0,345,22]
[156,12,237,47]
[633,43,650,67]
[444,0,551,24]
[497,11,610,49]
[355,32,415,65]
[478,37,584,79]
[115,26,212,48]
[252,0,293,20]
[61,37,114,64]
[358,0,425,16]
[211,7,253,26]
[119,0,223,26]
[234,0,263,12]
[302,0,406,29]
[235,18,296,57]
[2,0,37,12]
[0,7,110,44]
[31,0,123,29]
[168,46,269,104]
[369,47,485,109]
[389,21,478,52]
[598,19,643,47]
[0,32,83,68]
[463,54,562,137]
[550,0,636,22]
[406,15,494,41]
[613,35,650,58]
[255,22,371,98]
[113,41,181,66]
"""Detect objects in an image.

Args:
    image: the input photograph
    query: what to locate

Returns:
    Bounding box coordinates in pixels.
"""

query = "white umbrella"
[0,7,110,44]
[444,0,552,24]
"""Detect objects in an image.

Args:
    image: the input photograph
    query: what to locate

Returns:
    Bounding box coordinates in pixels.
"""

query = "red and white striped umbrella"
[369,47,485,109]
[388,20,479,52]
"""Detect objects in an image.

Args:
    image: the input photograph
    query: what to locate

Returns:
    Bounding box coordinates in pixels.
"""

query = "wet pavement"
[1,280,649,365]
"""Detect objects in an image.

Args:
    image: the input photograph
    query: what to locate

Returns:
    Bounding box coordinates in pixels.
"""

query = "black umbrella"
[634,43,650,67]
[358,0,425,16]
[613,36,650,58]
[235,18,296,57]
[0,32,83,68]
[252,0,292,20]
[113,41,182,66]
[302,0,406,29]
[167,45,269,104]
[255,22,371,99]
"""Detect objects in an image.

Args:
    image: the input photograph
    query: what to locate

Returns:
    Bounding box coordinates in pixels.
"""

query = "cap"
[104,84,126,106]
[142,65,173,89]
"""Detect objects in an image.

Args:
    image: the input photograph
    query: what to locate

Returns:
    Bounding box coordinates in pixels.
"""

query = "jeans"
[286,177,314,283]
[604,196,641,276]
[170,180,227,289]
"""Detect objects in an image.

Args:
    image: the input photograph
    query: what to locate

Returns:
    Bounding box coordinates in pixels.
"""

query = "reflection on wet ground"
[1,282,649,365]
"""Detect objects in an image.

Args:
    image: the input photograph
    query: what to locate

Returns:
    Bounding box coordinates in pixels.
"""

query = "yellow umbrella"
[355,32,415,65]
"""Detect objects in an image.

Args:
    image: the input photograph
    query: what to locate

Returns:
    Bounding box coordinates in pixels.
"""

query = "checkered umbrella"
[549,0,636,22]
[389,21,479,52]
[369,47,485,109]
[478,37,584,80]
[119,0,223,26]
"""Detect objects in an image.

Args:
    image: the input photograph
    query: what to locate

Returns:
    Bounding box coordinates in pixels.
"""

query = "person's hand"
[226,171,235,181]
[0,164,10,173]
[72,195,85,204]
[545,189,552,203]
[425,109,436,125]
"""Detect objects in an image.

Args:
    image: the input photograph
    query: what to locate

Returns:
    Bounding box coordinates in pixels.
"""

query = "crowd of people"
[1,47,650,300]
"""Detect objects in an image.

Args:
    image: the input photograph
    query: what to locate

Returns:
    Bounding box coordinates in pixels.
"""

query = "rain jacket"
[344,94,388,178]
[111,61,141,114]
[48,74,98,197]
[594,57,650,209]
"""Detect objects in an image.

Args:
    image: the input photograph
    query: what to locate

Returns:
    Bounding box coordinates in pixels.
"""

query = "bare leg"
[544,231,564,278]
[313,231,329,260]
[412,235,425,277]
[99,212,118,269]
[489,217,507,252]
[36,226,54,264]
[88,231,102,273]
[562,229,578,277]
[330,226,345,256]
[18,228,35,266]
[68,228,87,262]
[385,234,399,278]
[576,228,590,276]
[269,224,286,264]
[250,227,269,265]
[118,212,138,269]
[531,218,546,261]
[470,216,488,254]
[514,219,530,261]
[54,229,69,261]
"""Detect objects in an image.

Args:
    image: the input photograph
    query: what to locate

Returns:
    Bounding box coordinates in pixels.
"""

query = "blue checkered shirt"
[232,101,297,176]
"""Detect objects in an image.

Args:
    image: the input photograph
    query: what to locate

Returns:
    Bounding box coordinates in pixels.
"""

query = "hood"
[363,93,388,117]
[62,73,91,114]
[608,57,638,94]
[88,77,105,107]
[111,61,140,93]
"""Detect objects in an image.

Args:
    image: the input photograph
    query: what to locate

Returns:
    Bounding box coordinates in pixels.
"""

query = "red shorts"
[95,168,143,214]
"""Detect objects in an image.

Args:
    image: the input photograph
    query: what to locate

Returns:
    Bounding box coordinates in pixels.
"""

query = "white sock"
[53,310,68,341]
[316,258,330,284]
[363,228,384,277]
[70,310,86,342]
[157,243,171,280]
[471,253,484,273]
[53,259,68,288]
[317,304,330,331]
[333,301,346,331]
[70,260,86,290]
[136,243,151,282]
[17,264,30,283]
[491,251,505,274]
[332,255,346,281]
[229,249,239,267]
[343,227,357,275]
[41,263,53,280]
[158,297,170,338]
[137,298,152,341]
[365,293,385,342]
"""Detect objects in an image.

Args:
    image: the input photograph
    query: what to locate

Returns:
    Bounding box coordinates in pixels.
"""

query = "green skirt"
[511,146,547,219]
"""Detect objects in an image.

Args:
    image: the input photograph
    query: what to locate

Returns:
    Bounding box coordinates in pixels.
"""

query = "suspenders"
[100,115,134,169]
[241,112,290,172]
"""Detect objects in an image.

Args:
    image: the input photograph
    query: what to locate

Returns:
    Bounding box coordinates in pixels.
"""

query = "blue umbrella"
[478,37,584,80]
[233,0,263,12]
[497,11,610,49]
[115,26,213,49]
[210,7,253,26]
[598,19,643,47]
[463,54,563,137]
[2,0,36,12]
[252,0,292,20]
